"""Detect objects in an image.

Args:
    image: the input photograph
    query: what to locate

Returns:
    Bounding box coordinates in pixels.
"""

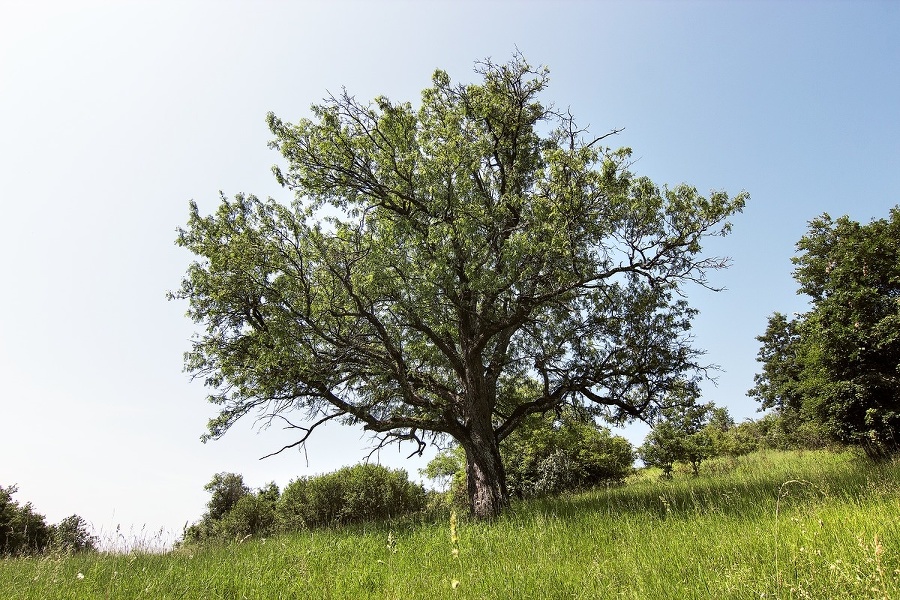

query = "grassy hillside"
[3,450,898,599]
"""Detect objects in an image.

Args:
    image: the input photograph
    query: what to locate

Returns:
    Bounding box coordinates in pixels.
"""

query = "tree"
[173,54,747,518]
[749,208,900,458]
[638,399,715,477]
[183,474,273,543]
[204,472,249,521]
[50,515,98,553]
[638,421,679,478]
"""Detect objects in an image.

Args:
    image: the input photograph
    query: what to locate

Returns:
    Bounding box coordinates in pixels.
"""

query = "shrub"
[276,463,426,530]
[216,492,277,540]
[182,475,276,544]
[714,413,834,458]
[49,515,98,553]
[204,473,249,521]
[502,410,634,497]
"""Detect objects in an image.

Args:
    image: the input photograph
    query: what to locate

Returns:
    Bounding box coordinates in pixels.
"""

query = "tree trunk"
[460,420,508,519]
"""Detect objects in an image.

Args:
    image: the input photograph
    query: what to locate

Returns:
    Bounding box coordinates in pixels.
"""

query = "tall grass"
[3,449,898,599]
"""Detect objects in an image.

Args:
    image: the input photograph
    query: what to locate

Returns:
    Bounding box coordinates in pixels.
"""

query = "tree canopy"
[173,54,747,518]
[749,207,900,457]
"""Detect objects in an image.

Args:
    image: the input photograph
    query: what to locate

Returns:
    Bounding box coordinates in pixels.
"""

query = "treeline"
[0,485,97,557]
[638,404,832,478]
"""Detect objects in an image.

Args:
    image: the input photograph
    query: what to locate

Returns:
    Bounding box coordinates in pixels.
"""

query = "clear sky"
[1,0,898,548]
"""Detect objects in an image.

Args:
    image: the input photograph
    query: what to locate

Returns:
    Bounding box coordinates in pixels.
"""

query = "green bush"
[503,410,634,497]
[49,515,97,553]
[216,491,277,540]
[183,476,277,544]
[715,413,834,457]
[276,463,426,530]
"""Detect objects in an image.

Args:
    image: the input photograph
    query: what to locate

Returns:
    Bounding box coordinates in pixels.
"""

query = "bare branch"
[258,411,345,460]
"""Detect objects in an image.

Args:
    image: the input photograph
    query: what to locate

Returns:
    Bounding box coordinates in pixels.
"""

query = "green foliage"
[638,421,680,478]
[183,474,275,543]
[0,485,50,556]
[49,515,98,554]
[750,207,900,457]
[203,472,249,521]
[173,53,746,517]
[638,391,717,477]
[276,463,426,530]
[215,491,278,540]
[716,413,832,457]
[502,410,635,496]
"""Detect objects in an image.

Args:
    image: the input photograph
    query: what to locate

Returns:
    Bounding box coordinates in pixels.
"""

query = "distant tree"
[204,473,249,521]
[173,53,746,518]
[703,405,735,455]
[50,515,98,553]
[184,475,275,543]
[216,484,279,540]
[639,391,715,477]
[0,485,50,556]
[638,421,679,478]
[749,207,900,458]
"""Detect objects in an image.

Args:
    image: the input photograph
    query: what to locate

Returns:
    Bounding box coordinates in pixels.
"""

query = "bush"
[49,515,98,553]
[216,492,277,540]
[183,475,277,544]
[276,463,426,530]
[502,410,634,497]
[715,413,834,458]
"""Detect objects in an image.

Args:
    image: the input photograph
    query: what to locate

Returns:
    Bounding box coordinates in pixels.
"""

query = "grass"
[3,449,899,599]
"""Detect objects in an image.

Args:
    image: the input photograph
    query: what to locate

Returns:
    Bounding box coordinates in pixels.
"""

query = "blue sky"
[1,0,898,547]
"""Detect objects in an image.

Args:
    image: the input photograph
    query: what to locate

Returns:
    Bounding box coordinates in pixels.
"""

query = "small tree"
[639,399,715,476]
[50,515,98,553]
[216,486,278,540]
[638,421,679,478]
[184,476,278,543]
[204,472,249,521]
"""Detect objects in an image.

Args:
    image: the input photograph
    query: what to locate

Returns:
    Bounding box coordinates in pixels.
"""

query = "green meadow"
[3,449,898,599]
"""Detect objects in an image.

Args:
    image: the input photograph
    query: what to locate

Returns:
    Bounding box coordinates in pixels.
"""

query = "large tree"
[749,207,900,457]
[173,55,746,518]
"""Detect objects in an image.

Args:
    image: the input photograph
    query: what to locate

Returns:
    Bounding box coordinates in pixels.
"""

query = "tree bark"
[460,418,508,519]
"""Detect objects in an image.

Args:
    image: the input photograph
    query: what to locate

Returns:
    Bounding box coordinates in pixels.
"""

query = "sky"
[1,0,898,549]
